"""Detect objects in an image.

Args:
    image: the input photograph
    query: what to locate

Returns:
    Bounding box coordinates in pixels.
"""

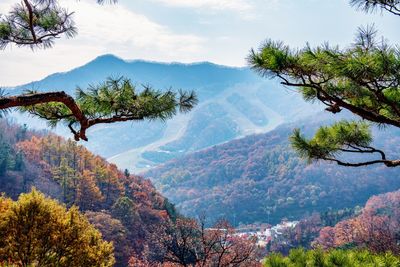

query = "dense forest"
[0,119,176,266]
[145,113,400,225]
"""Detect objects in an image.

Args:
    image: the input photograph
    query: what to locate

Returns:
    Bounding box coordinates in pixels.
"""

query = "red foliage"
[314,190,400,253]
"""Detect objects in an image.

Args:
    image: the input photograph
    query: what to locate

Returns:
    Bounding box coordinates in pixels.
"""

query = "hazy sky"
[1,0,399,86]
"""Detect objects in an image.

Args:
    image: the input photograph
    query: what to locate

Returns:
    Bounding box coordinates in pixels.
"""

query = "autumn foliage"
[0,189,115,266]
[314,190,400,253]
[0,120,176,266]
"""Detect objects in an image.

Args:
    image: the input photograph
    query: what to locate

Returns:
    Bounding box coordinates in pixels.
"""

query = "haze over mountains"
[8,54,317,172]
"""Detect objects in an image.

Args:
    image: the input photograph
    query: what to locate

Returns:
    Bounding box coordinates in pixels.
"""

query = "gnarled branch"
[324,157,400,167]
[0,91,89,141]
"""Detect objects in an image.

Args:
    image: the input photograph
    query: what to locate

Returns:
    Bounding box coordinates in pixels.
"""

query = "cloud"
[64,1,204,55]
[150,0,283,20]
[151,0,254,12]
[0,0,206,86]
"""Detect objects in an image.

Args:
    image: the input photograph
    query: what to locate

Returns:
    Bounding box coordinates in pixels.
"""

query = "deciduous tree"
[0,189,115,266]
[157,217,260,267]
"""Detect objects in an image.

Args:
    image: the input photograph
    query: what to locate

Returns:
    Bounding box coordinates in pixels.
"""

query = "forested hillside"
[144,113,400,226]
[0,119,176,266]
[267,188,400,256]
[314,189,400,253]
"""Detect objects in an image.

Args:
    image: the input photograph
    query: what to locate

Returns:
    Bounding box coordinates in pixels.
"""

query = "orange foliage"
[314,190,400,253]
[15,134,174,266]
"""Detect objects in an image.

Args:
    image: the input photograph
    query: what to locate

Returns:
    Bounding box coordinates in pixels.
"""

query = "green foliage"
[0,0,77,49]
[19,77,197,139]
[250,30,400,118]
[0,139,9,175]
[14,151,24,171]
[320,207,361,227]
[290,120,372,163]
[0,121,32,179]
[76,78,192,120]
[0,22,11,39]
[0,189,115,267]
[263,248,400,267]
[249,22,400,167]
[112,196,136,223]
[0,0,117,49]
[163,198,178,222]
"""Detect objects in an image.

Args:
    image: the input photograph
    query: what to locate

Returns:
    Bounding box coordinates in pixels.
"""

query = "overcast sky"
[1,0,399,86]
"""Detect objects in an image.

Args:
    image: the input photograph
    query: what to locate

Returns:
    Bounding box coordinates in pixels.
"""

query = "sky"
[0,0,399,86]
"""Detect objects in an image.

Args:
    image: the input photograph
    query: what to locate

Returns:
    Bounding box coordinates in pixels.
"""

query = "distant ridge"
[93,54,243,69]
[11,54,252,94]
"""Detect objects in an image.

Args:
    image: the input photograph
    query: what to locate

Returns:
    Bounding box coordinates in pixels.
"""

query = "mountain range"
[7,54,318,172]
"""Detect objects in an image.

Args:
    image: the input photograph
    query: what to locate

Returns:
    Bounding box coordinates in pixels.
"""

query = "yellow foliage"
[0,189,115,267]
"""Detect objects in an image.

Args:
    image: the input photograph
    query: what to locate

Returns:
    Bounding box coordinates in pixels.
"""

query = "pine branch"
[0,91,89,141]
[0,0,117,49]
[1,78,197,142]
[350,0,400,16]
[290,121,400,167]
[324,157,400,167]
[249,25,400,167]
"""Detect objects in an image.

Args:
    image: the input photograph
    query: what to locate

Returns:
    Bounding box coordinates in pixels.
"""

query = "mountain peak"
[89,54,125,64]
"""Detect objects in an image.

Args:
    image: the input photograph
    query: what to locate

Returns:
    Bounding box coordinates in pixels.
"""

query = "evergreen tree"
[76,170,104,210]
[350,0,400,16]
[112,196,136,224]
[124,169,130,179]
[16,124,28,142]
[263,248,400,267]
[248,0,400,167]
[0,134,10,176]
[14,151,24,171]
[52,157,76,204]
[163,198,178,222]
